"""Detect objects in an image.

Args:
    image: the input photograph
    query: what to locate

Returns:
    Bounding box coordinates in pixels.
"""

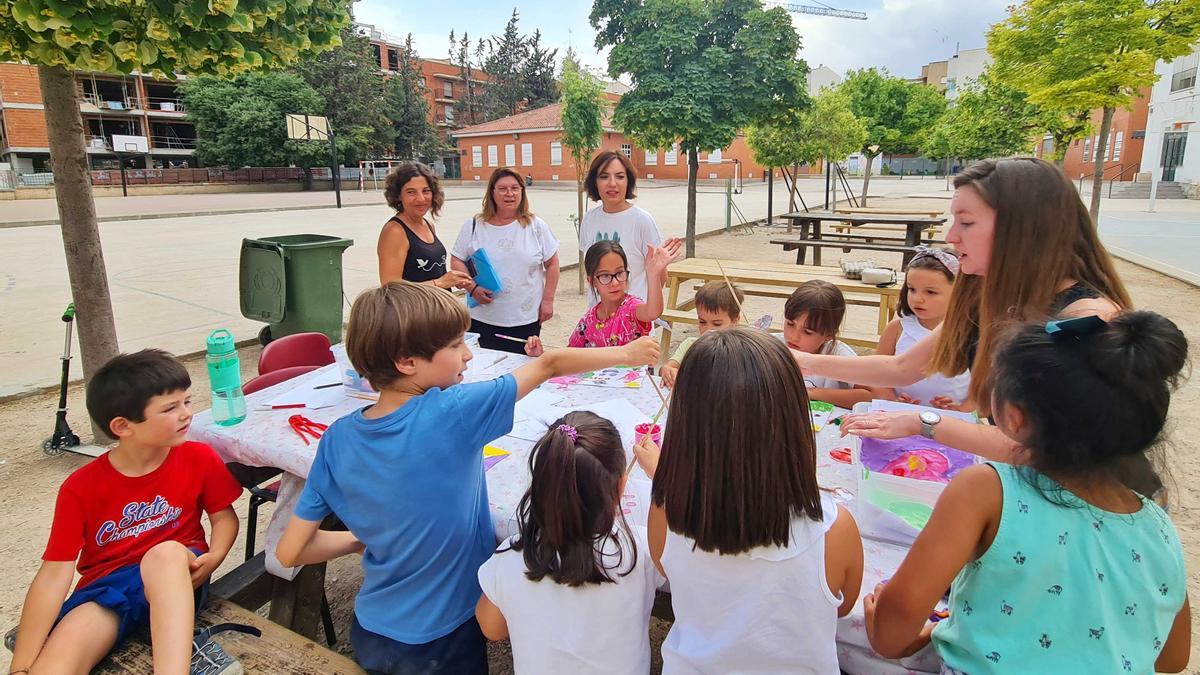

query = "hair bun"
[1089,311,1188,385]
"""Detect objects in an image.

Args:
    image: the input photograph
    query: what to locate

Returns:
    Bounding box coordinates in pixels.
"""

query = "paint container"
[634,422,662,446]
[854,469,947,547]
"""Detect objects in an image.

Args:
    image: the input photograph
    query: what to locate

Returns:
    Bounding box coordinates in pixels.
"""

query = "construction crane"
[765,1,867,20]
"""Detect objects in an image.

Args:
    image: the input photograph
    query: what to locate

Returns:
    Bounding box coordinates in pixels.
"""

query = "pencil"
[494,333,528,345]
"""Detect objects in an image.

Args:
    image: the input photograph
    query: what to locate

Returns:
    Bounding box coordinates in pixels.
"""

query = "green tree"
[0,0,349,434]
[482,10,528,119]
[388,34,442,159]
[181,72,334,173]
[592,0,809,256]
[747,89,866,209]
[920,72,1042,162]
[523,30,560,109]
[449,30,487,126]
[838,69,946,205]
[989,0,1200,219]
[292,25,392,162]
[559,50,605,292]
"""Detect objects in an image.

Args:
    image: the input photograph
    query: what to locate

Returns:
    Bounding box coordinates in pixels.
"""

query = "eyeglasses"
[593,270,630,285]
[494,187,522,195]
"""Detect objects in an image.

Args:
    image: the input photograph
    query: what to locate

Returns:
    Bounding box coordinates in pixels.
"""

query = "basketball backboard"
[286,114,330,141]
[112,134,149,154]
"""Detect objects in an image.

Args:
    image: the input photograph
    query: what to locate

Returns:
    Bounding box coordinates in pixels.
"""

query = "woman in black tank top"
[377,162,471,289]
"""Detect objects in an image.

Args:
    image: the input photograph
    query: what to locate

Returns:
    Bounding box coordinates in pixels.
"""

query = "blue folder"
[466,248,503,308]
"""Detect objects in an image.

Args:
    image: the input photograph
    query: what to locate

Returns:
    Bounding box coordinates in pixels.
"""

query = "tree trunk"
[861,152,874,207]
[767,168,774,227]
[685,148,698,258]
[576,175,585,295]
[789,164,798,212]
[39,65,119,442]
[1089,107,1115,221]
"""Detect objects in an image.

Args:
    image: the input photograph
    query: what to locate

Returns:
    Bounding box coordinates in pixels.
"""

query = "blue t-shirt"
[295,375,517,643]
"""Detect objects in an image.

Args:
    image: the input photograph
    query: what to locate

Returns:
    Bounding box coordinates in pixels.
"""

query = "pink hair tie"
[556,424,578,442]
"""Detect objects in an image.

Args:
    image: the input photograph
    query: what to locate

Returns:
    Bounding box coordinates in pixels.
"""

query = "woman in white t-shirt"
[452,167,560,353]
[476,411,664,675]
[578,150,681,304]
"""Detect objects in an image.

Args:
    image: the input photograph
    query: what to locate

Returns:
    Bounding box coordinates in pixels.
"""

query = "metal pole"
[724,178,732,232]
[824,159,831,209]
[329,128,342,209]
[119,154,128,197]
[767,169,774,227]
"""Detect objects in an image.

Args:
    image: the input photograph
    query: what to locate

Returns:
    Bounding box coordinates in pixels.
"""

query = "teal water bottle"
[206,329,246,426]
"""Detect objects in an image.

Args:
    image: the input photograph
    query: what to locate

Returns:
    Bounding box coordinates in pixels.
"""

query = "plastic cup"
[635,422,662,446]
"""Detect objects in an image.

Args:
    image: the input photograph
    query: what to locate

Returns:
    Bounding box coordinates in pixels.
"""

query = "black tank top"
[965,282,1102,365]
[392,217,448,283]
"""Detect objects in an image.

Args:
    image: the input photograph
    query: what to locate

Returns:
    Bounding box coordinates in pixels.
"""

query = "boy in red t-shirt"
[10,349,245,675]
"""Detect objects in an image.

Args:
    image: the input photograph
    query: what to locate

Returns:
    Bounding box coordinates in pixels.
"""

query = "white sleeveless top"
[894,315,971,406]
[660,494,843,674]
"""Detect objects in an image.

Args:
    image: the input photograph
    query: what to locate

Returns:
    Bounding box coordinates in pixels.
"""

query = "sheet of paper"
[259,382,347,410]
[547,366,645,389]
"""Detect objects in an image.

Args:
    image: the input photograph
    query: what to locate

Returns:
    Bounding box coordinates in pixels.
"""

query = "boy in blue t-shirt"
[276,281,659,674]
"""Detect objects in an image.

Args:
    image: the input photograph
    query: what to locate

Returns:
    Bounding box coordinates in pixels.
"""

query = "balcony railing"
[81,94,143,110]
[146,96,185,112]
[150,134,197,150]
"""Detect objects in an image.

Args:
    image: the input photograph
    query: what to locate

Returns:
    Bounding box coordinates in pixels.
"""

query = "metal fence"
[2,166,363,189]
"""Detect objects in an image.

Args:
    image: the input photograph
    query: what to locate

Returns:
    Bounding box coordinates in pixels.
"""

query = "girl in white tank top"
[877,246,973,410]
[632,328,864,674]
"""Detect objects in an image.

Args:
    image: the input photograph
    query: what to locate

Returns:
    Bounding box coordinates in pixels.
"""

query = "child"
[864,312,1190,673]
[276,281,659,675]
[634,327,864,673]
[875,246,972,410]
[12,350,244,675]
[475,411,664,674]
[782,279,880,408]
[564,240,673,349]
[659,280,743,388]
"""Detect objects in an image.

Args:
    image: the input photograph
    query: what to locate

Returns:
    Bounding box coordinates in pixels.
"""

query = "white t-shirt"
[894,315,971,405]
[578,204,663,304]
[452,216,560,327]
[660,494,844,674]
[477,526,665,675]
[777,335,858,390]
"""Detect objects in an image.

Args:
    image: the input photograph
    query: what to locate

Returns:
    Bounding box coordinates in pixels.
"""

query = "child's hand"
[662,237,684,261]
[623,336,661,367]
[525,336,545,357]
[930,395,964,410]
[644,245,675,277]
[898,393,921,405]
[660,363,679,388]
[188,551,221,589]
[635,434,661,478]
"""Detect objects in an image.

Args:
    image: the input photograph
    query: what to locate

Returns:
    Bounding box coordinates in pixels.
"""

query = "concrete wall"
[1141,47,1200,194]
[945,48,990,101]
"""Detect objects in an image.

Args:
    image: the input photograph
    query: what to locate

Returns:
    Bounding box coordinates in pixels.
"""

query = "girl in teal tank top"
[862,311,1191,673]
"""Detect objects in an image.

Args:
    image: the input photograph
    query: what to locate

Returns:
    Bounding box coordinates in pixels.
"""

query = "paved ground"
[1096,200,1200,286]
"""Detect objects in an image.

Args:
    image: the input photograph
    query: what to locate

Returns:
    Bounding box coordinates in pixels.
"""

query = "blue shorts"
[56,549,209,648]
[350,614,487,675]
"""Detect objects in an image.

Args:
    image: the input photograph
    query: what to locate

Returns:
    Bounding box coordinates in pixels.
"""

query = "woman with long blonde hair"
[796,158,1130,462]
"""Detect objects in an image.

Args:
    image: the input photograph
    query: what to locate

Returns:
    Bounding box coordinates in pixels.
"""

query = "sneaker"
[189,623,261,675]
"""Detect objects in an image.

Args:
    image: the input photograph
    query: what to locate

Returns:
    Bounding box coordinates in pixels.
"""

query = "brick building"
[0,64,196,172]
[451,102,772,184]
[1040,92,1150,182]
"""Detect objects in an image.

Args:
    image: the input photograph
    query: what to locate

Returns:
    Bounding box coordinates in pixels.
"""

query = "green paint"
[881,499,933,530]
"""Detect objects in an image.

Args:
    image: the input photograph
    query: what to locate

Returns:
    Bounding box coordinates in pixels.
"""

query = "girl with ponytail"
[475,411,663,674]
[866,311,1191,673]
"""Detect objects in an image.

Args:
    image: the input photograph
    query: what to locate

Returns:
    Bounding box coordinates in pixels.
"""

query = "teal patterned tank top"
[932,462,1186,673]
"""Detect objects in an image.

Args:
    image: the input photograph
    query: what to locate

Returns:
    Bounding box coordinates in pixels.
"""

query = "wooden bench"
[834,207,945,217]
[5,597,361,674]
[660,308,879,349]
[830,223,943,241]
[770,236,918,264]
[688,281,883,310]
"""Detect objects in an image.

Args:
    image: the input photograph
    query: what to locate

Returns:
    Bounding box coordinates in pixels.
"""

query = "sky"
[351,0,1013,81]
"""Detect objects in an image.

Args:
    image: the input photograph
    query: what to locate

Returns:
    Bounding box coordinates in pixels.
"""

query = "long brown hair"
[930,158,1132,411]
[509,411,635,586]
[651,327,822,553]
[480,167,533,226]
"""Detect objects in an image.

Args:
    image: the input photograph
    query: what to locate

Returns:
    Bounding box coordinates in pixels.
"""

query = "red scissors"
[289,415,328,445]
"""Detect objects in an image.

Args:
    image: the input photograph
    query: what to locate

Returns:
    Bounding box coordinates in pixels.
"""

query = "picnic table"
[190,351,941,674]
[777,211,947,266]
[661,257,900,351]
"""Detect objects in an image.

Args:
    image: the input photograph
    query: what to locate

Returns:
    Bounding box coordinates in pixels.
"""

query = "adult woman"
[798,158,1130,461]
[578,150,681,303]
[451,167,560,354]
[377,161,471,289]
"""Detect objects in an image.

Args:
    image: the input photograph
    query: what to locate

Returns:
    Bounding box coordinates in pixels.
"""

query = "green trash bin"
[239,234,354,344]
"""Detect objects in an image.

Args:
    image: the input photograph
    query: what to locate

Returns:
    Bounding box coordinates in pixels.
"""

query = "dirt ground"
[2,200,1199,673]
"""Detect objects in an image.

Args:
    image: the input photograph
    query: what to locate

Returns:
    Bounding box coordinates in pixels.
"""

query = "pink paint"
[879,449,952,482]
[634,422,662,446]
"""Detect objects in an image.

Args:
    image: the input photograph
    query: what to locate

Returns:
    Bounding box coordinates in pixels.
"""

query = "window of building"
[387,49,399,71]
[1092,135,1100,162]
[1083,136,1092,162]
[488,145,498,167]
[1113,131,1124,162]
[709,148,722,164]
[445,105,454,122]
[472,146,482,167]
[645,149,658,165]
[550,142,562,166]
[521,143,532,166]
[620,143,632,158]
[664,144,678,165]
[504,144,515,166]
[1171,52,1198,92]
[443,81,453,98]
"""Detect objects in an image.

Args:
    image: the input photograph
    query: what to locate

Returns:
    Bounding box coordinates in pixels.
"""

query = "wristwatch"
[919,411,942,439]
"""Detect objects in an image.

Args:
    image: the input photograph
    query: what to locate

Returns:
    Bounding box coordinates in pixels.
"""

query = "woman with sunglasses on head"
[451,167,561,354]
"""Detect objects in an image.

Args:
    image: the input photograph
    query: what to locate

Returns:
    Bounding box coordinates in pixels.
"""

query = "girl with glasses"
[552,240,672,350]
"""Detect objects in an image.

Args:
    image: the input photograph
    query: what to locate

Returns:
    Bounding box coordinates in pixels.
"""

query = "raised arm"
[841,413,1019,463]
[511,336,660,399]
[634,245,672,323]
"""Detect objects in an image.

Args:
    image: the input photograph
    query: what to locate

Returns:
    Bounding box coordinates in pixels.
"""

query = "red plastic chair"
[257,332,334,375]
[242,365,321,394]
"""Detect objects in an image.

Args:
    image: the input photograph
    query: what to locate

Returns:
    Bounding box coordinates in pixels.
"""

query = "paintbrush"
[645,368,668,405]
[714,259,748,325]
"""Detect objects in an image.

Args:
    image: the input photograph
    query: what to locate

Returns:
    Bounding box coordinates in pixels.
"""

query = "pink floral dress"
[568,294,653,347]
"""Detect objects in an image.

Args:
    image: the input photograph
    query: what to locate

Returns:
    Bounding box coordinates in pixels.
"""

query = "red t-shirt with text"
[43,441,242,590]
